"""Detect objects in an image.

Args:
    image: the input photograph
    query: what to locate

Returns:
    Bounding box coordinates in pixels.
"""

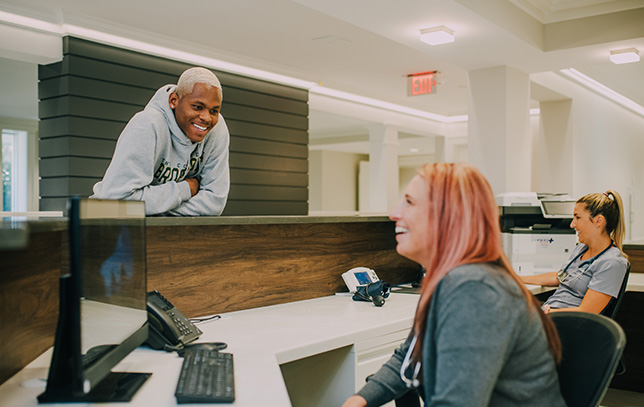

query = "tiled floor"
[601,388,644,407]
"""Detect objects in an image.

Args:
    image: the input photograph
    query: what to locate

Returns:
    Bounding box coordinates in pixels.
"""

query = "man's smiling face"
[169,83,222,143]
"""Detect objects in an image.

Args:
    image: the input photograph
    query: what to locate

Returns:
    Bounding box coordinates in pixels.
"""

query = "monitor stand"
[38,372,150,403]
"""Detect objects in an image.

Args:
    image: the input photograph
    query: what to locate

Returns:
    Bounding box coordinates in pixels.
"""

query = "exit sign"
[407,71,438,96]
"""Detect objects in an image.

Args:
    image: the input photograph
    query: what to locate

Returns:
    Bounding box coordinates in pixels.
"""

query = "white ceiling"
[1,0,643,158]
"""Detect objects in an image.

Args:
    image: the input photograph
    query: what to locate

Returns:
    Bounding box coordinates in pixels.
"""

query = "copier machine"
[497,192,578,276]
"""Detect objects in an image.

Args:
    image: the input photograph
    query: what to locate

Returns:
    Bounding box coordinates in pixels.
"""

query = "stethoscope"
[556,243,613,284]
[400,333,421,388]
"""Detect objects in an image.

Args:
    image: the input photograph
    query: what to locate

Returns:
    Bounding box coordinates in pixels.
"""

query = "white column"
[434,136,445,162]
[531,100,573,194]
[368,125,399,213]
[468,66,532,194]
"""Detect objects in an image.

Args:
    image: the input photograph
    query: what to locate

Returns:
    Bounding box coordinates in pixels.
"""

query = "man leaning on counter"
[91,67,230,216]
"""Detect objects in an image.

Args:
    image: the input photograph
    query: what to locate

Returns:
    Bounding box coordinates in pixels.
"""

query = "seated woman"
[343,163,565,407]
[522,191,629,314]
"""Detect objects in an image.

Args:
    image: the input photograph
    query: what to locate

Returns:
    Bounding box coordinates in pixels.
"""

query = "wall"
[309,150,367,213]
[399,167,419,198]
[38,37,309,216]
[532,72,644,242]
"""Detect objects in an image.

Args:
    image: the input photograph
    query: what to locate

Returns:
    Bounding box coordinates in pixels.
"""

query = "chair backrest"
[601,263,630,319]
[550,312,626,407]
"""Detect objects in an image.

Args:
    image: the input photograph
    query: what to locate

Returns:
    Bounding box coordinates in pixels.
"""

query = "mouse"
[177,342,228,357]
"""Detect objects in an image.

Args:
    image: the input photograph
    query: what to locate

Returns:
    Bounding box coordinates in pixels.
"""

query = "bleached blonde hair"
[176,67,222,99]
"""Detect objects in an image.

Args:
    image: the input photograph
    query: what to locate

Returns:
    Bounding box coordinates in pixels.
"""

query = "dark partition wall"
[38,36,309,215]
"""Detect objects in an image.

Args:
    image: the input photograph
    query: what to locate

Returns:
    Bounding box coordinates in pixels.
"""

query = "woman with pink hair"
[343,162,565,407]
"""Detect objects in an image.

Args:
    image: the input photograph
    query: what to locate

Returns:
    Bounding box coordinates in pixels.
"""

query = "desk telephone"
[145,290,202,350]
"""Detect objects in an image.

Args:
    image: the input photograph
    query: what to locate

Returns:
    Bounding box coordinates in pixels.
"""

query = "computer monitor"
[38,198,150,403]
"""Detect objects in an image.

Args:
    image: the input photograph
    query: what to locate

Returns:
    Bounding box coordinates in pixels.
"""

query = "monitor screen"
[39,198,150,403]
[540,200,575,219]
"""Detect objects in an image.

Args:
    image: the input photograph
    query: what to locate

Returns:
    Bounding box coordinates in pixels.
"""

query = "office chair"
[600,263,630,319]
[600,264,630,376]
[550,312,626,407]
[535,265,629,375]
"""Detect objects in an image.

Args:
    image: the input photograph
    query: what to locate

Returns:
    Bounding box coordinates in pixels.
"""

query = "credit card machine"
[342,267,380,293]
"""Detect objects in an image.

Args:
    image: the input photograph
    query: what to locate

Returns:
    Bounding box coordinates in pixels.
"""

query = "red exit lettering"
[407,71,438,96]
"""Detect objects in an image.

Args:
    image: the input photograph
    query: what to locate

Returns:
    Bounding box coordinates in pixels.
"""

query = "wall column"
[531,99,573,194]
[467,66,532,194]
[368,125,399,213]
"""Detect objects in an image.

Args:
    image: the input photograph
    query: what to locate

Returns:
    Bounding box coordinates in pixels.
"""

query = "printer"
[497,192,578,276]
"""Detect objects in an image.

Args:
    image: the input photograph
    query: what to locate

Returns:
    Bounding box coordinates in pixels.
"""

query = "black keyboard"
[175,348,235,403]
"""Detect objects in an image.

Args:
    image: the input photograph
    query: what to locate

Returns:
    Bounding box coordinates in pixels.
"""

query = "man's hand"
[185,178,200,197]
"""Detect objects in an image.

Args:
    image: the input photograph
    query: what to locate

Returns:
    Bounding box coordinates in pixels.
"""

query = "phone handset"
[145,290,202,351]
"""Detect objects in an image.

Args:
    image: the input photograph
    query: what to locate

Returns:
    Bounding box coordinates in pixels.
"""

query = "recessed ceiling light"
[410,148,420,153]
[420,26,454,46]
[609,48,640,64]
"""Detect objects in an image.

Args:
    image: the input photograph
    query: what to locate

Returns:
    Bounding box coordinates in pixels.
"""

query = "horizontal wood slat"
[222,201,308,216]
[40,156,109,179]
[39,117,127,140]
[227,119,308,144]
[228,185,308,201]
[39,136,116,158]
[229,136,308,158]
[230,152,308,173]
[230,169,308,187]
[40,177,98,197]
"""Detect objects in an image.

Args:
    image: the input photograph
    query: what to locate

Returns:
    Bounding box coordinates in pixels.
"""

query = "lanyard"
[557,243,613,284]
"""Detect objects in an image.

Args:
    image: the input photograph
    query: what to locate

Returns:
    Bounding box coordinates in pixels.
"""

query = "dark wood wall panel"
[146,221,418,316]
[624,246,644,274]
[38,36,308,215]
[0,230,62,385]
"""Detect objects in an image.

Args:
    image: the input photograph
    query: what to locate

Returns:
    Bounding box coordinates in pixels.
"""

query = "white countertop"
[0,293,421,407]
[2,275,642,407]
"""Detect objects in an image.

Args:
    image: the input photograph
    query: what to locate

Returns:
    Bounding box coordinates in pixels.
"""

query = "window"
[1,127,33,212]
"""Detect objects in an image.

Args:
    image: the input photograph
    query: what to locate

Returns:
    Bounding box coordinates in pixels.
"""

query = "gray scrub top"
[544,243,628,309]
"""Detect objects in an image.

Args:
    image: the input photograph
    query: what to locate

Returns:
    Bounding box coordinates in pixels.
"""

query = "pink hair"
[410,162,560,363]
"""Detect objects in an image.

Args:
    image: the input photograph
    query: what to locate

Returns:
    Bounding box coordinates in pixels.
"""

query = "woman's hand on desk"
[521,271,560,287]
[341,395,367,407]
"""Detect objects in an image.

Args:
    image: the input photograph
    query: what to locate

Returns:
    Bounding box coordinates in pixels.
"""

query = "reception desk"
[0,215,418,386]
[0,292,420,407]
[2,216,643,398]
